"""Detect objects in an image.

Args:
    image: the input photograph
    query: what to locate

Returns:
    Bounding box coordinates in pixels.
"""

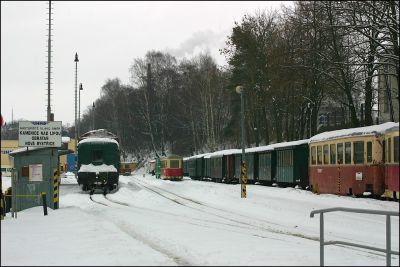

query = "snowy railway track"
[132,177,396,259]
[133,177,319,241]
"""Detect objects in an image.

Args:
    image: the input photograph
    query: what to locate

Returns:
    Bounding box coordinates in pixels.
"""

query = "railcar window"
[367,142,372,163]
[337,143,343,164]
[323,145,329,165]
[353,141,364,164]
[317,146,322,165]
[170,159,180,168]
[383,140,386,162]
[394,136,399,163]
[330,144,336,164]
[92,150,103,163]
[388,138,392,163]
[345,142,351,164]
[311,146,316,165]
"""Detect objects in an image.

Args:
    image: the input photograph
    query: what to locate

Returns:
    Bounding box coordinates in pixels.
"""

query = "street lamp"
[235,85,247,198]
[92,102,95,130]
[74,52,79,177]
[78,83,83,137]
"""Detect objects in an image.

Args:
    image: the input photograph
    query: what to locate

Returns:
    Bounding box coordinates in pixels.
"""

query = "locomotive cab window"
[170,159,180,168]
[388,138,392,163]
[353,141,364,164]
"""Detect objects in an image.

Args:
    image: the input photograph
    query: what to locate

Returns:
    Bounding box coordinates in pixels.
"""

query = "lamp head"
[79,83,83,90]
[235,85,243,94]
[74,53,79,62]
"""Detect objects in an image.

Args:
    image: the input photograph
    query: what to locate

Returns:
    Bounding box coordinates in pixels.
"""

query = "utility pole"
[74,53,79,177]
[46,1,53,121]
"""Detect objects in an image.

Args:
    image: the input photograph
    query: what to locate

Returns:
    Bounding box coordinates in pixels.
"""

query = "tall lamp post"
[236,85,247,198]
[78,83,83,137]
[74,53,79,177]
[92,102,95,130]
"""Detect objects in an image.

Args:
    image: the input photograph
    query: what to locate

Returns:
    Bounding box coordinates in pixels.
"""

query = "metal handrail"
[310,207,399,266]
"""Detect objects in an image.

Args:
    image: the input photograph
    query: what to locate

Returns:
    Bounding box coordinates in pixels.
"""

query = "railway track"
[132,176,398,259]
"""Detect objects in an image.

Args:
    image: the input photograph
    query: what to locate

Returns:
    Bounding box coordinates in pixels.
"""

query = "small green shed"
[9,147,60,212]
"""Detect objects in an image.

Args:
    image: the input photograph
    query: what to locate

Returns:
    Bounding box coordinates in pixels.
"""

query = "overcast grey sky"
[1,1,291,127]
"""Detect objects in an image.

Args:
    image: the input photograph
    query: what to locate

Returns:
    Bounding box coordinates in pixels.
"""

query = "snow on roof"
[78,163,117,173]
[205,149,241,158]
[271,139,310,149]
[62,136,71,143]
[78,137,119,147]
[9,146,47,155]
[245,144,276,153]
[309,122,399,143]
[184,152,211,160]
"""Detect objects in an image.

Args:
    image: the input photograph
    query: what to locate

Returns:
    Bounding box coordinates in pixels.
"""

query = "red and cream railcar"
[309,122,398,197]
[160,155,183,181]
[383,125,399,200]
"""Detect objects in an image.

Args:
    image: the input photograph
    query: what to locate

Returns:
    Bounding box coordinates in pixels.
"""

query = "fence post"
[41,192,48,216]
[320,212,324,266]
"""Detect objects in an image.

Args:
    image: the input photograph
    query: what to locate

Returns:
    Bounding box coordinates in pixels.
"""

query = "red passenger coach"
[383,126,399,200]
[160,155,183,181]
[309,122,398,198]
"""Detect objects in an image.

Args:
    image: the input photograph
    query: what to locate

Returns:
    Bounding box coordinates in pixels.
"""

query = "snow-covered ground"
[1,169,399,266]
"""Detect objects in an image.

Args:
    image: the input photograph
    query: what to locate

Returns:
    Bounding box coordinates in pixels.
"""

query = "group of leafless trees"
[3,1,397,159]
[76,1,399,159]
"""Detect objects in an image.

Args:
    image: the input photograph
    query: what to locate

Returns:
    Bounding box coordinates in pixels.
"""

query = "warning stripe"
[53,168,59,209]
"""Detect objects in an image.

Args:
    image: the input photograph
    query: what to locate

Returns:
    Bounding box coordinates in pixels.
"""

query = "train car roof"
[245,144,276,153]
[78,137,119,147]
[309,122,399,143]
[272,139,310,149]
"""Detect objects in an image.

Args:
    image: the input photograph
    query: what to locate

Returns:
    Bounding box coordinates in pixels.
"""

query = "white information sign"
[355,172,363,181]
[18,121,62,147]
[29,164,43,181]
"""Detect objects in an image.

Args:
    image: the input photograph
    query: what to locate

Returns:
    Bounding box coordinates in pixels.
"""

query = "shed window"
[345,142,351,164]
[367,142,372,163]
[394,136,399,163]
[323,145,329,164]
[21,166,29,177]
[330,144,336,164]
[353,141,364,164]
[317,146,322,165]
[311,146,316,165]
[337,143,343,164]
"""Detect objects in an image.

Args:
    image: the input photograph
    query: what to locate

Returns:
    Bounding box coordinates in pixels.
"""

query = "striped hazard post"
[53,168,59,209]
[241,160,247,198]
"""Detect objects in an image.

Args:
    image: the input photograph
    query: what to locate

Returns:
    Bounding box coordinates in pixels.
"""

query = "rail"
[310,207,399,266]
